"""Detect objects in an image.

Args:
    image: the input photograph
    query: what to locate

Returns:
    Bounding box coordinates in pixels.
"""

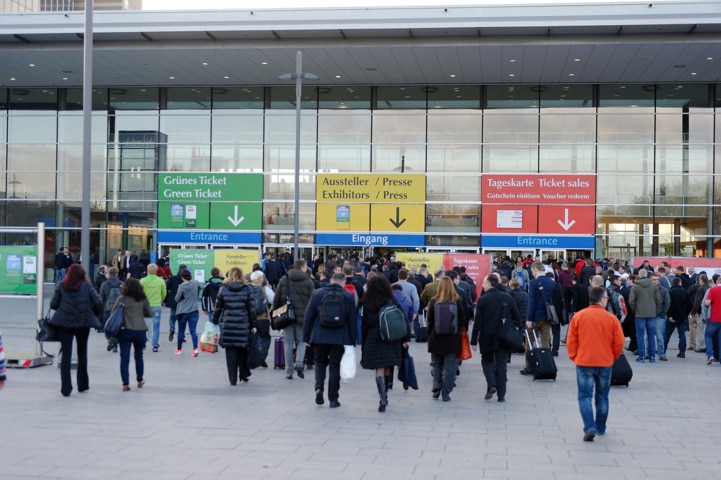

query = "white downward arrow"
[228,206,245,227]
[557,208,576,231]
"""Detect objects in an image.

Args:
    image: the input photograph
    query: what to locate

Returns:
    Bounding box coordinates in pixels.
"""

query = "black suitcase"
[611,353,633,387]
[525,329,557,381]
[274,337,285,369]
[414,313,427,342]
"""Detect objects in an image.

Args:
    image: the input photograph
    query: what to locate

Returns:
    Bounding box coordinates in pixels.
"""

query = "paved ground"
[1,288,720,480]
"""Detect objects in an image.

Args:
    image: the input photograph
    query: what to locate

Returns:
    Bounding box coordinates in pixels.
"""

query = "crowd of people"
[35,248,721,441]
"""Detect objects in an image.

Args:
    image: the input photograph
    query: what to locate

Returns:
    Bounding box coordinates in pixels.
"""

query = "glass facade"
[0,84,719,270]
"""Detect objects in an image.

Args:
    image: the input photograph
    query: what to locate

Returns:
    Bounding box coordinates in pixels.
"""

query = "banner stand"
[6,222,53,369]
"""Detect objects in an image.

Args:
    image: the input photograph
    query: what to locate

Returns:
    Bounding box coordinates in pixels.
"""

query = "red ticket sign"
[481,205,538,234]
[442,254,492,301]
[482,174,596,205]
[539,206,596,235]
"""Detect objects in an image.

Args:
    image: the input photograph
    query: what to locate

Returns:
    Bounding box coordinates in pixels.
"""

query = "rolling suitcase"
[524,329,557,381]
[274,337,285,369]
[611,353,633,387]
[415,312,428,343]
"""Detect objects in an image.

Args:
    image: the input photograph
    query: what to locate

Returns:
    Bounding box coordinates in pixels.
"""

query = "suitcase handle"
[523,327,541,349]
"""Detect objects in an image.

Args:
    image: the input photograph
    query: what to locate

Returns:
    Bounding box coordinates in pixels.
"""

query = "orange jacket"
[566,305,625,367]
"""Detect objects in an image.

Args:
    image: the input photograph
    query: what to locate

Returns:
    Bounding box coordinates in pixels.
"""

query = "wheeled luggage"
[274,337,285,369]
[611,353,633,387]
[524,329,557,381]
[414,312,428,343]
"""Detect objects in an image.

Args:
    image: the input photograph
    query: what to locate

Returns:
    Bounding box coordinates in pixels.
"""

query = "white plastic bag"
[340,345,356,382]
[199,321,220,354]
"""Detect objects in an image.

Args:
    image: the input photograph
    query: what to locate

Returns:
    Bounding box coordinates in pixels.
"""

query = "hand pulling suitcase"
[524,329,557,381]
[274,337,285,369]
[611,353,633,387]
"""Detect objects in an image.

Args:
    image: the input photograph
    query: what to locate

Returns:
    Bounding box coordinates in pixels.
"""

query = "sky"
[142,0,673,10]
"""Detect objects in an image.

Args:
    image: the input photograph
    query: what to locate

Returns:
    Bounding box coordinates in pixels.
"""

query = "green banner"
[158,173,263,230]
[158,173,263,202]
[0,246,38,294]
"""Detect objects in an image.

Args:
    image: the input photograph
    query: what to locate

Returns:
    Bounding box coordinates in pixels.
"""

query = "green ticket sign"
[158,173,263,230]
[0,246,38,294]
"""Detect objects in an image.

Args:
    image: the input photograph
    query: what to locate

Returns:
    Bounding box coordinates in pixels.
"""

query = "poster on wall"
[0,246,38,294]
[169,248,261,283]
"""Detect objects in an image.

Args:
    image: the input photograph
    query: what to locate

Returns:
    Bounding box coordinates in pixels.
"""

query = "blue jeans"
[54,268,66,284]
[705,321,721,360]
[176,311,199,350]
[576,366,612,435]
[118,329,146,386]
[655,316,667,356]
[431,352,458,397]
[635,317,657,359]
[150,306,162,347]
[664,318,687,354]
[168,308,177,333]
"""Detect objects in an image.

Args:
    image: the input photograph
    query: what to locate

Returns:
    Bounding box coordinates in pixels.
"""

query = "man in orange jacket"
[566,286,625,442]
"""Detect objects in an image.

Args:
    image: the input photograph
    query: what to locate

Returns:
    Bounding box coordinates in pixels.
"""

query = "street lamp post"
[279,51,318,262]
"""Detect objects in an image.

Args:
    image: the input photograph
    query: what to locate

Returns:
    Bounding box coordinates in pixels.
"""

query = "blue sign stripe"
[316,233,425,247]
[482,235,594,249]
[158,231,261,244]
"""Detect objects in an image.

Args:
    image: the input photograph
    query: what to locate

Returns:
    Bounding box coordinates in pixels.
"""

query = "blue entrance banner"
[481,235,594,249]
[316,233,425,247]
[158,230,261,245]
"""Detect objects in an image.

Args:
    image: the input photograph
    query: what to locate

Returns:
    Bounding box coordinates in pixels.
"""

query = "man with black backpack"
[99,266,124,352]
[303,272,356,408]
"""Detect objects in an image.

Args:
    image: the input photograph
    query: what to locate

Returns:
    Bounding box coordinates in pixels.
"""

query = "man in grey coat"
[303,273,356,408]
[629,269,660,363]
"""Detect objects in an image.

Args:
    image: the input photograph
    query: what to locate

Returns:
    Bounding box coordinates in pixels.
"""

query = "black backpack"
[318,288,346,328]
[105,284,122,312]
[433,301,459,335]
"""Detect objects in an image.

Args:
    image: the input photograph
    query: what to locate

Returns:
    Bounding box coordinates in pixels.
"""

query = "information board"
[0,246,38,294]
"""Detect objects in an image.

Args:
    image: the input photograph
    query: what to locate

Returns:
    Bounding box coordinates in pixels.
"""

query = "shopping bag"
[340,345,356,382]
[457,327,472,361]
[199,321,220,354]
[248,332,262,369]
[397,350,418,390]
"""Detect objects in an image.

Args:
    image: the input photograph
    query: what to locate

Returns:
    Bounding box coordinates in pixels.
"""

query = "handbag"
[538,285,559,325]
[248,332,263,369]
[36,309,59,342]
[397,350,418,390]
[104,296,125,338]
[271,276,296,330]
[497,302,525,353]
[457,327,472,361]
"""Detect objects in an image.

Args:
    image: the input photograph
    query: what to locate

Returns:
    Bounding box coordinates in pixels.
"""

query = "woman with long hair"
[49,263,103,397]
[110,278,151,391]
[213,267,257,385]
[360,275,409,412]
[426,276,467,402]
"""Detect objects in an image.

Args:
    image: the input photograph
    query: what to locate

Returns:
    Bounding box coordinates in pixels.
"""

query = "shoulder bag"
[497,302,525,353]
[538,284,559,325]
[36,309,59,342]
[271,276,296,330]
[104,296,125,338]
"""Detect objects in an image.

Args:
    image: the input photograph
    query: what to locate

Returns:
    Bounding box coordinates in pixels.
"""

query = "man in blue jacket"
[303,272,356,408]
[521,262,557,376]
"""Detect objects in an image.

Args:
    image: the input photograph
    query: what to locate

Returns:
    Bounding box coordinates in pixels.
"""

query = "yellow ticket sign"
[214,249,260,276]
[316,174,426,203]
[395,252,444,275]
[316,204,371,231]
[370,204,425,232]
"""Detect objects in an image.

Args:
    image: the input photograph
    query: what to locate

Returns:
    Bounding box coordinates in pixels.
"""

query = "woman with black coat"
[471,275,521,402]
[213,267,257,385]
[360,275,409,412]
[426,277,467,402]
[49,264,103,397]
